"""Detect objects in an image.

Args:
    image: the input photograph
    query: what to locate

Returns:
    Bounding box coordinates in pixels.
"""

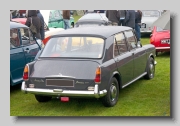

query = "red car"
[150,26,170,56]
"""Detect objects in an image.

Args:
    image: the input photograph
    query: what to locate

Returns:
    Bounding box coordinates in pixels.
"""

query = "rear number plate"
[161,39,170,44]
[46,79,74,87]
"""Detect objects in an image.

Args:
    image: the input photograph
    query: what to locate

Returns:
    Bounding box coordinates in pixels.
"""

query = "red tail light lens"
[23,65,29,81]
[94,67,101,83]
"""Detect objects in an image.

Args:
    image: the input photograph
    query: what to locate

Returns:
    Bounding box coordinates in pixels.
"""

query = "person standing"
[63,10,71,30]
[135,10,142,42]
[37,10,45,40]
[25,10,42,39]
[124,10,136,29]
[118,10,126,26]
[106,10,120,26]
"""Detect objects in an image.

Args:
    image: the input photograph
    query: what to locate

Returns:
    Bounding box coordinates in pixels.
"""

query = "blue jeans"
[135,23,141,41]
[64,19,70,30]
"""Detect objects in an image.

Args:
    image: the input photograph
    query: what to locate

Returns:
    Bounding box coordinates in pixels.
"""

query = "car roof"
[52,26,132,39]
[10,21,28,29]
[79,13,106,20]
[11,18,27,25]
[76,19,108,24]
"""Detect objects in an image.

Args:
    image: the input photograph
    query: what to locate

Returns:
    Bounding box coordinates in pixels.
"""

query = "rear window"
[40,36,104,58]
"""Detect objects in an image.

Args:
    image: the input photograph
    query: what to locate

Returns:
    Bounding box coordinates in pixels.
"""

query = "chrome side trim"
[21,82,107,98]
[122,72,147,88]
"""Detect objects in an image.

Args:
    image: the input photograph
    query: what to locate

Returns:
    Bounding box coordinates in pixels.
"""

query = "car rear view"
[21,36,107,102]
[150,26,170,55]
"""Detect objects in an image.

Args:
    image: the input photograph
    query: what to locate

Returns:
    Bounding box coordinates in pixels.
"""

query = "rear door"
[124,30,147,78]
[19,27,40,63]
[10,28,26,85]
[113,32,134,86]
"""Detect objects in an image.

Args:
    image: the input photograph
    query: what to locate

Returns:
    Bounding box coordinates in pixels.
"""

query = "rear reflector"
[60,97,69,102]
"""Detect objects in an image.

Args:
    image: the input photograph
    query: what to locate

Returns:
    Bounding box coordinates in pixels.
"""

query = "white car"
[140,10,162,34]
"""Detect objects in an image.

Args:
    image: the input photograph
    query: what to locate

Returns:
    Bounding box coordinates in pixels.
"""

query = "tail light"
[23,65,29,81]
[94,67,101,83]
[150,34,154,44]
[42,36,50,45]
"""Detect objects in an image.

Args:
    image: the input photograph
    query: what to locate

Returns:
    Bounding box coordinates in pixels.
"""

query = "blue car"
[10,21,42,86]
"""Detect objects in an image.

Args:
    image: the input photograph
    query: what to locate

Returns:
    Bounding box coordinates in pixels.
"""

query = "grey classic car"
[21,26,157,107]
[74,13,110,27]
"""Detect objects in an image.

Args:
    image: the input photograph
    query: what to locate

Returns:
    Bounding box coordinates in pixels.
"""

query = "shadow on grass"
[156,52,170,58]
[10,83,21,93]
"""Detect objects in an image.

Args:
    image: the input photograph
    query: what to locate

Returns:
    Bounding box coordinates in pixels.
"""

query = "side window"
[10,28,20,49]
[115,32,128,54]
[124,30,137,50]
[20,28,36,46]
[113,38,119,57]
[54,10,61,19]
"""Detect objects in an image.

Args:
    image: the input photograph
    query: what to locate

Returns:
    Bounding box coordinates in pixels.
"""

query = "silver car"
[140,10,162,34]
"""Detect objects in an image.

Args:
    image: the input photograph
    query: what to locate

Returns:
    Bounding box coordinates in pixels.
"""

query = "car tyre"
[156,51,158,56]
[71,22,74,28]
[101,77,119,107]
[144,57,155,79]
[35,95,52,102]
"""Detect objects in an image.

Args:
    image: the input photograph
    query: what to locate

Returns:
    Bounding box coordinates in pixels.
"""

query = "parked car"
[21,26,157,107]
[140,10,162,34]
[11,17,64,45]
[10,21,42,86]
[75,13,110,27]
[48,10,75,28]
[150,26,170,56]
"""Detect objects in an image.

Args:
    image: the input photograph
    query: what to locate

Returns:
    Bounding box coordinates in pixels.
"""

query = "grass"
[10,15,170,116]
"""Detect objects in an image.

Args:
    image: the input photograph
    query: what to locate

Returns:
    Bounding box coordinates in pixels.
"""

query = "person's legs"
[64,19,70,30]
[135,23,140,41]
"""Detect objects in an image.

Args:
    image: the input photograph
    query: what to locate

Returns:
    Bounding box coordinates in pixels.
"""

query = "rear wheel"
[144,57,155,79]
[35,95,52,102]
[101,77,119,107]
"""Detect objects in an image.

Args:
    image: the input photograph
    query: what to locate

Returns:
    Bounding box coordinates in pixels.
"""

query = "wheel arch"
[109,71,122,90]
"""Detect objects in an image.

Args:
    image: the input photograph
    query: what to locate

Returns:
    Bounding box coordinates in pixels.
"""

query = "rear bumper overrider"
[21,81,107,98]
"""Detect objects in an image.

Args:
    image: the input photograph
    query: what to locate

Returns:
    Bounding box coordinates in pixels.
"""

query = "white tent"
[151,10,170,30]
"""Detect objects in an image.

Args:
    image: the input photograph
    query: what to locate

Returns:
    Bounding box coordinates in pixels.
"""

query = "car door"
[113,32,134,86]
[124,30,147,78]
[19,27,40,63]
[10,28,26,85]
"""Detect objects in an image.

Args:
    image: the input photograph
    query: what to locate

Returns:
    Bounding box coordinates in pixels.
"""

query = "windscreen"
[142,10,160,17]
[40,36,104,58]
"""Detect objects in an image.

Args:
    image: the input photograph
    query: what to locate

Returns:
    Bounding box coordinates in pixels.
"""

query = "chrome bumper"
[21,81,107,98]
[156,47,170,50]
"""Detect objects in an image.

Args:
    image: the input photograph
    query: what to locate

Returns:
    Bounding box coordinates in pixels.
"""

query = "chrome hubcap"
[149,63,154,77]
[110,84,117,101]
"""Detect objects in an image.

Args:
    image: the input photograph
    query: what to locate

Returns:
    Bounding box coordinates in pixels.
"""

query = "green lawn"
[10,15,170,116]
